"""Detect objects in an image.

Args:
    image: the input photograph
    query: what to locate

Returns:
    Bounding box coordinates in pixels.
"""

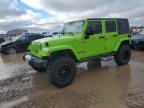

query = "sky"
[0,0,144,33]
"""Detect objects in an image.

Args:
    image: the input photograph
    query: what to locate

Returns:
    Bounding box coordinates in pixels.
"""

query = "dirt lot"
[0,51,144,108]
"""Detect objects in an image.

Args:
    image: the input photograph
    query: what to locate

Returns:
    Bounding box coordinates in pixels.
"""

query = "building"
[130,26,143,33]
[7,29,28,37]
[0,34,7,38]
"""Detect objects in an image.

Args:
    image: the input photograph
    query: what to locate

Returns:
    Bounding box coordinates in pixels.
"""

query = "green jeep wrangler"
[24,18,131,88]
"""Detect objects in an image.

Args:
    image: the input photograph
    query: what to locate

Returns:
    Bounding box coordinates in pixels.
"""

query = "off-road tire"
[114,45,131,65]
[47,56,76,88]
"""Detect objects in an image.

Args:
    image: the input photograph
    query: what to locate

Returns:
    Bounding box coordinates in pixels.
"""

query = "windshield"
[63,21,84,34]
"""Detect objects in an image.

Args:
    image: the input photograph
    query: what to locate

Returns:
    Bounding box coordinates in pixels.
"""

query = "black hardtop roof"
[87,18,128,20]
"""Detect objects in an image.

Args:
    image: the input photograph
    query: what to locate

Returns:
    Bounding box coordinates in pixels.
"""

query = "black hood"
[0,41,14,46]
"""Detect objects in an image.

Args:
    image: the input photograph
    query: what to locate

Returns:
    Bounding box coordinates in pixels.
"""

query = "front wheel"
[6,47,17,55]
[114,45,131,65]
[47,56,76,88]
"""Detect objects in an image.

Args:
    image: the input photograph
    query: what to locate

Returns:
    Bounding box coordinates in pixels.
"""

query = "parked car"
[24,18,131,88]
[52,32,60,36]
[131,31,144,50]
[42,32,61,37]
[42,32,52,37]
[0,38,5,44]
[0,33,45,55]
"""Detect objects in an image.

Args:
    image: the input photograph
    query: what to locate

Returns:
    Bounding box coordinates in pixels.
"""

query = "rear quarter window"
[117,19,129,34]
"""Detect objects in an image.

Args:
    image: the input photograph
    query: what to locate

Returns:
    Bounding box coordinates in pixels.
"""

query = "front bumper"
[23,53,48,69]
[0,46,3,53]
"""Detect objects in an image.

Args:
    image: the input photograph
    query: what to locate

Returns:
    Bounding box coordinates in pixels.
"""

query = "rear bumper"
[23,52,48,69]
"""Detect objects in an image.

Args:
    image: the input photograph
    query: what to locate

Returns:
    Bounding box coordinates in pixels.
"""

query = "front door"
[84,20,106,58]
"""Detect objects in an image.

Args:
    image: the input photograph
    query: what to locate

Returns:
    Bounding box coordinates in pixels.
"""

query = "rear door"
[84,20,106,57]
[105,20,118,53]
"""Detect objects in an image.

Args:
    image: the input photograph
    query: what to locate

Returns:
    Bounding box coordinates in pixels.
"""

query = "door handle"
[99,36,105,39]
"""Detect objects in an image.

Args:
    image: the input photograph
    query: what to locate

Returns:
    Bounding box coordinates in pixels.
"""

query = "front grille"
[30,43,41,54]
[32,47,38,54]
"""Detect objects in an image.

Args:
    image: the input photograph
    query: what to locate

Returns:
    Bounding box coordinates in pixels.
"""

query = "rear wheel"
[114,45,131,65]
[47,56,76,88]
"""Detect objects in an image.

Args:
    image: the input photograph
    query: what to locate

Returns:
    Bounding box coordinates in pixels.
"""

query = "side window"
[88,21,102,34]
[18,35,29,42]
[106,21,116,33]
[117,19,129,34]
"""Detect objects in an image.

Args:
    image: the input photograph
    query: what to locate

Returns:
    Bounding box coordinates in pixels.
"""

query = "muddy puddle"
[0,51,144,108]
[0,53,25,80]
